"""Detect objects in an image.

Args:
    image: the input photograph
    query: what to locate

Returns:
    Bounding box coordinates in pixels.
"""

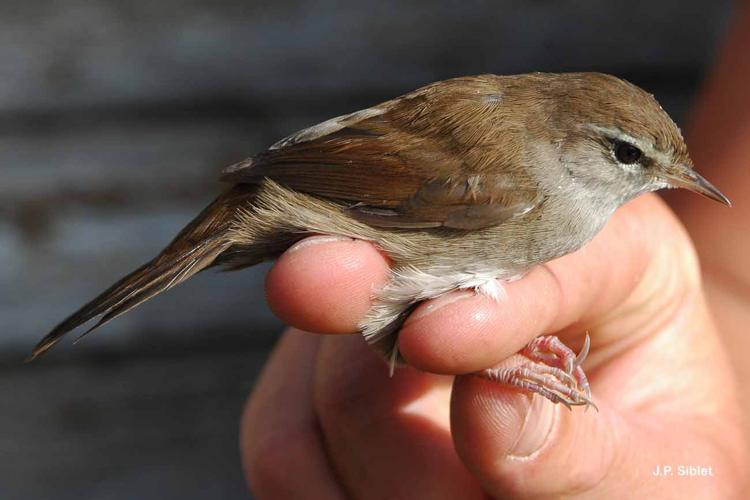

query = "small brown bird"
[31,73,729,408]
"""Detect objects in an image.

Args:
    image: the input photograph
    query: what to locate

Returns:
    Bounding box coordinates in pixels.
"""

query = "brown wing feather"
[222,116,443,205]
[222,75,541,229]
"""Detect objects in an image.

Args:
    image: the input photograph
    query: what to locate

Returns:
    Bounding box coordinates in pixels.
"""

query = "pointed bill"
[664,166,731,206]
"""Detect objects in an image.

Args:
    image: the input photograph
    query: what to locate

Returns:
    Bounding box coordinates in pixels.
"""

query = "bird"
[29,72,730,408]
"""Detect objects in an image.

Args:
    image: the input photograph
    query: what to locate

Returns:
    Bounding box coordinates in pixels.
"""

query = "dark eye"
[613,140,642,164]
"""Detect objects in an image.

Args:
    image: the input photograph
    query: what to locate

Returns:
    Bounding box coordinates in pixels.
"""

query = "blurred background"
[0,1,735,498]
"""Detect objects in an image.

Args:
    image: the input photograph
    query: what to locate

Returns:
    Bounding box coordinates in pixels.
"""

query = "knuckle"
[314,368,377,430]
[246,428,307,496]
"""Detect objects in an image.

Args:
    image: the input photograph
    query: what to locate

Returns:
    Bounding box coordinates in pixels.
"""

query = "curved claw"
[574,333,591,369]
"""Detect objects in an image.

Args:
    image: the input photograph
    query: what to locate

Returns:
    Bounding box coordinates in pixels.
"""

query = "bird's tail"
[29,185,257,360]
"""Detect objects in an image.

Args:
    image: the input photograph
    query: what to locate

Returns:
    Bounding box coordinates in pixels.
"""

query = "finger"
[240,329,346,500]
[266,236,390,334]
[312,335,486,500]
[398,194,699,373]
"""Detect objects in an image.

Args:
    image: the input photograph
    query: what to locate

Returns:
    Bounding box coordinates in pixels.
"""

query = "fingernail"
[287,235,353,253]
[405,291,475,323]
[507,395,557,459]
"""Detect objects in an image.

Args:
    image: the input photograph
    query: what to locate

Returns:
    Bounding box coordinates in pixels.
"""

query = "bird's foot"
[521,334,592,400]
[477,334,596,410]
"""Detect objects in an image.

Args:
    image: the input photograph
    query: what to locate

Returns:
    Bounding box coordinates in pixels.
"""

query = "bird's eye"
[613,140,643,164]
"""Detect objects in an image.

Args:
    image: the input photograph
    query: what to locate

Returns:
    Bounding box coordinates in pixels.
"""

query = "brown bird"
[30,73,729,408]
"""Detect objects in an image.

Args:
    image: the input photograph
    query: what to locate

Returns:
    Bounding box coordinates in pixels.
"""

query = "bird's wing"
[221,76,541,230]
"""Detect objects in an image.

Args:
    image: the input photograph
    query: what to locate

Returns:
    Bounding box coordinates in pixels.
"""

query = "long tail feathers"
[28,186,254,361]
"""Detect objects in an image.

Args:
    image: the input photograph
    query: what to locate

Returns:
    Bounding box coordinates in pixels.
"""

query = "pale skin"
[240,8,750,498]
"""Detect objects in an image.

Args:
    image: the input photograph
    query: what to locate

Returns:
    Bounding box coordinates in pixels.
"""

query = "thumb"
[450,375,617,498]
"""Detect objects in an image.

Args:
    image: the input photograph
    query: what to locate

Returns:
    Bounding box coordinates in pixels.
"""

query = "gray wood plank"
[0,348,270,499]
[0,0,731,113]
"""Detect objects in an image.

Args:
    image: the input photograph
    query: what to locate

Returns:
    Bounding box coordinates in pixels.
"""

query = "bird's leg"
[477,334,596,410]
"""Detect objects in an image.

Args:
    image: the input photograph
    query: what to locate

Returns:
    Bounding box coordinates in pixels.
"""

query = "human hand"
[240,195,745,499]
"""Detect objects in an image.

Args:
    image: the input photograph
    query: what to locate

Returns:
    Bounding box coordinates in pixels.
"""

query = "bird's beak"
[663,166,731,206]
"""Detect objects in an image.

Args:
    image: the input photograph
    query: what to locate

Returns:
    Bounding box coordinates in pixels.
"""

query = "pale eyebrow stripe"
[585,124,671,164]
[585,124,646,148]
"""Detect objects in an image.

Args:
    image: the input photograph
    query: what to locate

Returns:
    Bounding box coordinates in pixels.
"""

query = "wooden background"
[0,1,734,498]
